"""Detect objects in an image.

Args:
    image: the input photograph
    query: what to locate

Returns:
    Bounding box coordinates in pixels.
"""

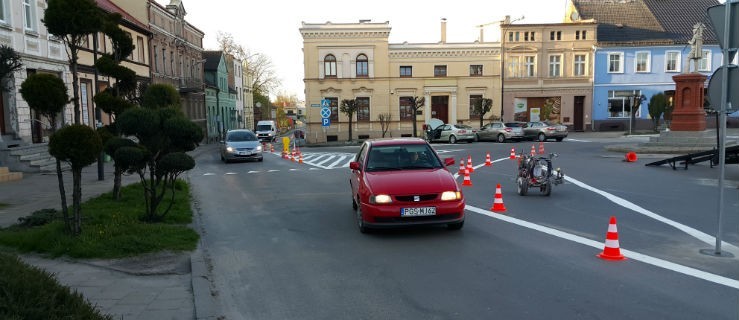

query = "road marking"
[267,170,280,172]
[466,205,739,290]
[247,171,260,174]
[225,172,238,175]
[203,173,215,176]
[566,138,591,142]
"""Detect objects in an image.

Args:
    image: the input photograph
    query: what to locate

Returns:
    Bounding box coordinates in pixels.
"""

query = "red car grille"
[395,194,438,202]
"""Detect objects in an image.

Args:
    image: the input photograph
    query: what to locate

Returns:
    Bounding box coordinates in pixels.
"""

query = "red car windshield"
[365,145,442,171]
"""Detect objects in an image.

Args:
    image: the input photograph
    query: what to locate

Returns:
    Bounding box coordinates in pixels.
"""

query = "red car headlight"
[370,194,393,204]
[440,191,462,201]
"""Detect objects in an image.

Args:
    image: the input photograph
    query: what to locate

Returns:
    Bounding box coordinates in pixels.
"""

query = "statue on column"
[687,22,705,73]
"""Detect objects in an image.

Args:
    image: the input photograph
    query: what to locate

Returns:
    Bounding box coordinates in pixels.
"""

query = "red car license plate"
[401,207,436,217]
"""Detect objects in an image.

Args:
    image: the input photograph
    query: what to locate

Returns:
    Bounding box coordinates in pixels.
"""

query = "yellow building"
[501,19,597,131]
[300,20,501,143]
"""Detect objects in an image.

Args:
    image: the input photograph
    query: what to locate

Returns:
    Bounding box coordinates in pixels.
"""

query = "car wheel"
[447,221,464,230]
[517,177,528,196]
[556,137,564,142]
[542,182,552,196]
[258,157,264,162]
[497,134,506,143]
[474,134,480,142]
[537,133,546,142]
[356,205,369,234]
[449,135,457,144]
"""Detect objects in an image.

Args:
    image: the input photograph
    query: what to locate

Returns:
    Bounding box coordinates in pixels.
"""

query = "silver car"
[476,122,525,143]
[220,129,264,163]
[426,124,476,144]
[523,121,568,142]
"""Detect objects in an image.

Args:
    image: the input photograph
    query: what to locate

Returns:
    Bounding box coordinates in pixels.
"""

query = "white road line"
[328,155,349,168]
[466,205,739,290]
[267,170,279,172]
[566,138,592,142]
[247,171,260,174]
[225,172,238,175]
[203,173,215,176]
[315,155,336,166]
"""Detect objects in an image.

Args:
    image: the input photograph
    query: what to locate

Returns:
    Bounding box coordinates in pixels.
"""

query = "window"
[698,50,711,71]
[575,30,587,40]
[400,66,412,77]
[531,32,535,41]
[550,31,561,41]
[524,56,536,77]
[137,37,145,63]
[608,53,623,73]
[549,55,562,77]
[665,51,680,72]
[524,32,530,41]
[324,54,337,78]
[635,51,650,73]
[508,32,514,42]
[469,95,483,120]
[523,31,536,41]
[162,48,167,74]
[399,96,414,121]
[356,54,368,77]
[434,65,447,77]
[582,30,587,40]
[327,97,338,121]
[574,54,586,76]
[356,97,370,122]
[23,0,35,32]
[470,65,483,76]
[0,0,8,24]
[153,45,158,72]
[507,56,521,78]
[576,30,580,40]
[607,90,642,118]
[170,51,175,75]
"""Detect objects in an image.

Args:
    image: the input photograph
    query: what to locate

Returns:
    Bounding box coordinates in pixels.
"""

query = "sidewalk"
[0,144,220,319]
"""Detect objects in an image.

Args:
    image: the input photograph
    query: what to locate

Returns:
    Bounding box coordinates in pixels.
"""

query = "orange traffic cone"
[624,152,638,162]
[491,183,506,212]
[290,153,294,162]
[485,152,492,166]
[462,167,472,186]
[270,144,274,153]
[509,148,516,160]
[530,145,536,156]
[299,153,304,164]
[458,158,466,175]
[467,155,474,173]
[539,142,545,154]
[598,216,626,260]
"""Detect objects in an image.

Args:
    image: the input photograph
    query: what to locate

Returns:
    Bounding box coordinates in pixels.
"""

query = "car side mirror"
[444,157,455,167]
[349,162,361,170]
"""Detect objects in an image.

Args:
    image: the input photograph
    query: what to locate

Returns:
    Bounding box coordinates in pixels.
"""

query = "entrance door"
[574,96,585,132]
[431,96,449,124]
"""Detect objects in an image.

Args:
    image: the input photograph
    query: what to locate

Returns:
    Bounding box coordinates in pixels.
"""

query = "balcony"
[179,77,204,93]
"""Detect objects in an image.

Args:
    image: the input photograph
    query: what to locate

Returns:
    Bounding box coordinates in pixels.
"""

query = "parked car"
[523,121,569,142]
[425,119,476,143]
[220,129,264,163]
[476,121,525,142]
[348,138,465,233]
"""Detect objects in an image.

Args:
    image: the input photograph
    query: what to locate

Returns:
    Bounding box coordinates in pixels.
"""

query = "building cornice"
[390,47,500,59]
[301,30,391,39]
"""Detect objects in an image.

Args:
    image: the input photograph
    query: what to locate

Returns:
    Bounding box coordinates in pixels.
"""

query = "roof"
[95,0,149,32]
[571,0,719,46]
[203,51,223,71]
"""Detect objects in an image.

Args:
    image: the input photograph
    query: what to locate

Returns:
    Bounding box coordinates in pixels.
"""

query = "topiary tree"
[19,74,72,232]
[44,0,105,124]
[115,84,203,222]
[340,99,357,142]
[48,124,102,235]
[472,98,493,129]
[141,84,180,110]
[648,93,668,132]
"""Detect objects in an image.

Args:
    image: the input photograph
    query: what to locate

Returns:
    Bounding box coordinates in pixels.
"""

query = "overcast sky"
[156,0,571,100]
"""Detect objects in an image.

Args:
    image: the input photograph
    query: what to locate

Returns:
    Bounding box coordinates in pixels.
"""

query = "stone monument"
[670,22,707,131]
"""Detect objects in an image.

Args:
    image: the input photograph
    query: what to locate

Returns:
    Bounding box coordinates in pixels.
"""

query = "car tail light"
[546,127,556,131]
[505,128,512,132]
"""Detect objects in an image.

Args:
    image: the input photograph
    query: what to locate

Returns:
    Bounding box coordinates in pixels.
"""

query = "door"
[574,96,585,132]
[431,96,449,124]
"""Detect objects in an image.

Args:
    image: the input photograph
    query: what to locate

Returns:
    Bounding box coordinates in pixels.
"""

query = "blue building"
[203,51,237,142]
[569,0,724,131]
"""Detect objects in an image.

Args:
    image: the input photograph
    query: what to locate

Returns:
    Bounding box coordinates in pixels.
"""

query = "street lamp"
[499,15,525,121]
[629,93,646,135]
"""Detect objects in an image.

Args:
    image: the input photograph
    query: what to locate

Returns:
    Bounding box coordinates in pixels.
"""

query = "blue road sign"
[322,118,331,126]
[321,99,330,108]
[320,107,331,118]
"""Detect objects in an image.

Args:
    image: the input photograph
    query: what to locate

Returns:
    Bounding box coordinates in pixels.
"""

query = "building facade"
[242,61,254,130]
[300,20,502,143]
[203,51,236,141]
[500,21,597,131]
[569,0,723,131]
[226,54,243,129]
[0,0,70,145]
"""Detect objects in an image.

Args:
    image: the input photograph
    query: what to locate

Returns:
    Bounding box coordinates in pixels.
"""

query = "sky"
[156,0,571,100]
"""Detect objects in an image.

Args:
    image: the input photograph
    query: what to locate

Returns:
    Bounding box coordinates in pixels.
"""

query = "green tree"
[340,99,358,142]
[408,96,425,137]
[473,98,493,129]
[0,45,23,89]
[20,74,72,232]
[48,124,103,235]
[648,93,668,131]
[115,84,203,222]
[44,0,105,124]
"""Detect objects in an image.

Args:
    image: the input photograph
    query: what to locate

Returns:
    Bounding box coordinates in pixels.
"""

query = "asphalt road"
[189,136,739,319]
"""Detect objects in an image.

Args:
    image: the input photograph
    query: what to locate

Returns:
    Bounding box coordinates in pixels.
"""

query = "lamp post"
[499,15,525,121]
[629,93,646,135]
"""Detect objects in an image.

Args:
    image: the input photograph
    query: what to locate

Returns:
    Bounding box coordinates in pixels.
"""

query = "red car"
[349,138,465,233]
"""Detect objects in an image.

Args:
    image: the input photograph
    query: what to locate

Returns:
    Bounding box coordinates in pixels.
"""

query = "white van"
[255,120,278,142]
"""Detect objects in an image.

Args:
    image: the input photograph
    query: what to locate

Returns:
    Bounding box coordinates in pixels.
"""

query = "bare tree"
[216,31,280,97]
[378,113,392,138]
[408,96,425,137]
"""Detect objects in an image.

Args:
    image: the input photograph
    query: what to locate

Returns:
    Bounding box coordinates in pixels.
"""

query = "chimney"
[441,18,447,43]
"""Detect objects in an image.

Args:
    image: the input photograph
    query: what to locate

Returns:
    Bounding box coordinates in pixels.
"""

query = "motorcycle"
[516,152,565,196]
